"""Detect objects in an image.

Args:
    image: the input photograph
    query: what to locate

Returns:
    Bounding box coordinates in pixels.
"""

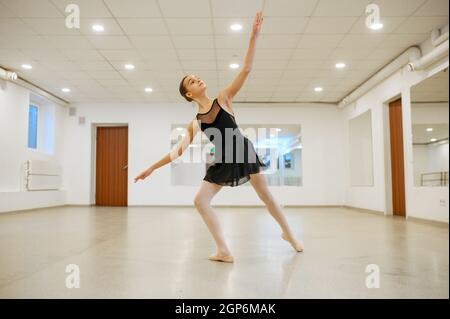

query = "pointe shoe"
[208,253,234,263]
[282,233,304,252]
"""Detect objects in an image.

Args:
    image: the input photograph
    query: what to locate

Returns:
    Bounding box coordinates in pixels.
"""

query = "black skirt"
[203,137,268,187]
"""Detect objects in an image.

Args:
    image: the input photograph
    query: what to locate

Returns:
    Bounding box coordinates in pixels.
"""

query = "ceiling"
[411,67,449,102]
[412,123,448,143]
[0,0,448,104]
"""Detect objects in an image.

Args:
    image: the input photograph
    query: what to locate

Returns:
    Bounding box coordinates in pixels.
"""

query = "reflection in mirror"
[349,110,374,186]
[170,124,302,186]
[411,68,449,187]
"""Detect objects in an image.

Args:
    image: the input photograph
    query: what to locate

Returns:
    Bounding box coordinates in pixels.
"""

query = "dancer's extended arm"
[133,118,200,182]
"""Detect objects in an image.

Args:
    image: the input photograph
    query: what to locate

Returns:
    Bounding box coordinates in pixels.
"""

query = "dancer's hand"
[133,167,154,183]
[251,10,263,38]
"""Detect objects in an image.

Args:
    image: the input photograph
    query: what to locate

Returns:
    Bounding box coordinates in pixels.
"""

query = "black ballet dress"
[196,97,268,187]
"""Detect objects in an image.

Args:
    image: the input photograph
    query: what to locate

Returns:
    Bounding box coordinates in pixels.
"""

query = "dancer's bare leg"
[194,180,234,263]
[249,172,304,252]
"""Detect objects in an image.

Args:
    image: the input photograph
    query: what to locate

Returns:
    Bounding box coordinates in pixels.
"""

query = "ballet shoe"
[208,253,234,263]
[282,233,304,252]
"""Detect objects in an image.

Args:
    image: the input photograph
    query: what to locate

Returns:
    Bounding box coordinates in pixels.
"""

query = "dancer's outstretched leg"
[194,180,234,263]
[249,172,304,252]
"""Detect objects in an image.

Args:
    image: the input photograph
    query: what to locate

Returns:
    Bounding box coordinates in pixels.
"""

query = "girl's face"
[184,74,206,99]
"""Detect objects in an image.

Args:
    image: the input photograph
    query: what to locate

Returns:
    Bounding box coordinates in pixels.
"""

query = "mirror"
[411,68,449,187]
[349,109,374,186]
[170,124,302,186]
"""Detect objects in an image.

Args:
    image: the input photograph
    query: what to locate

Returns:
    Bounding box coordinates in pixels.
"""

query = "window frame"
[27,102,40,151]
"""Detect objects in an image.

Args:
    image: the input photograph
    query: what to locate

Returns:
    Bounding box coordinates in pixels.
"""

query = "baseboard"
[406,216,449,227]
[342,205,385,216]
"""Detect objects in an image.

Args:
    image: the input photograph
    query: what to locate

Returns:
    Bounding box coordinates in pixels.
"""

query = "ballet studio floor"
[0,205,447,299]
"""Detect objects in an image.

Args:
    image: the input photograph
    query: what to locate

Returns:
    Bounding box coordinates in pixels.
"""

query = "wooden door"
[388,99,406,217]
[95,126,128,206]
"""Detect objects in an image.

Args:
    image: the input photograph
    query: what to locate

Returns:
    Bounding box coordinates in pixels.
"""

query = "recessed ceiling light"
[275,128,282,132]
[144,87,153,92]
[61,88,71,93]
[176,127,183,131]
[230,24,243,31]
[229,63,239,69]
[335,62,346,69]
[124,64,135,70]
[430,138,437,142]
[314,87,323,92]
[21,64,32,70]
[92,24,105,32]
[426,127,433,132]
[369,23,383,30]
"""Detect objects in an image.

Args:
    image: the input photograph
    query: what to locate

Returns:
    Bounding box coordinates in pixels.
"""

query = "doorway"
[95,126,128,206]
[387,98,406,217]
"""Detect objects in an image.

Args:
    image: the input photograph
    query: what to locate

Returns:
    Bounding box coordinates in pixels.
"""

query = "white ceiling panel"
[21,18,80,35]
[103,0,161,18]
[413,0,449,16]
[0,0,63,18]
[0,2,15,17]
[304,17,357,34]
[371,0,427,17]
[172,35,214,49]
[117,18,168,35]
[395,16,449,34]
[100,49,142,61]
[20,48,70,61]
[129,35,173,49]
[160,0,211,18]
[257,34,301,49]
[349,16,407,34]
[79,18,124,35]
[51,0,113,18]
[166,18,212,35]
[0,18,37,35]
[211,0,263,18]
[0,0,447,103]
[87,35,133,49]
[298,34,346,48]
[43,35,94,49]
[62,49,105,61]
[313,0,372,17]
[264,0,319,17]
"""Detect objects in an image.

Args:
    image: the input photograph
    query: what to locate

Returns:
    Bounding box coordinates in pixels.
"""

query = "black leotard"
[196,98,267,186]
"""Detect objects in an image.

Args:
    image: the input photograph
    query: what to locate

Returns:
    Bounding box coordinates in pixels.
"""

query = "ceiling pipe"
[0,66,69,106]
[408,39,449,71]
[0,66,18,81]
[337,46,422,108]
[15,76,70,107]
[431,24,449,47]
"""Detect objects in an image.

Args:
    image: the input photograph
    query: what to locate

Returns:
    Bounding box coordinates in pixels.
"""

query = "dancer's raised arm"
[221,11,263,102]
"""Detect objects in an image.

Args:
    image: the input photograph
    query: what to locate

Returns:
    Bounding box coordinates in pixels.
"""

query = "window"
[169,123,303,186]
[28,104,38,149]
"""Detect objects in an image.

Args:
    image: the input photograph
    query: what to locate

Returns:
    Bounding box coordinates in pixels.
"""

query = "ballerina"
[134,11,303,263]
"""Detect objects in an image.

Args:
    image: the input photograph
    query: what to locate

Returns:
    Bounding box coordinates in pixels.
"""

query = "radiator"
[25,160,62,191]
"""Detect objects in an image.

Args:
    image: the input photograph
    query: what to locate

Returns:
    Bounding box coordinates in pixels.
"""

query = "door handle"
[123,164,128,170]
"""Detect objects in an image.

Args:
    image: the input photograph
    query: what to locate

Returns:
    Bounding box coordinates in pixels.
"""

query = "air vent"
[69,107,76,116]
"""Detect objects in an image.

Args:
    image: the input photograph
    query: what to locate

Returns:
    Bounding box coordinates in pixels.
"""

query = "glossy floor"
[0,206,448,298]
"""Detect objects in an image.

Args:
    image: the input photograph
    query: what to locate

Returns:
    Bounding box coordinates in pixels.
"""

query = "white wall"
[0,79,66,213]
[342,52,449,222]
[63,102,345,206]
